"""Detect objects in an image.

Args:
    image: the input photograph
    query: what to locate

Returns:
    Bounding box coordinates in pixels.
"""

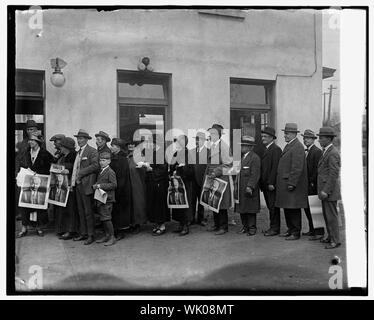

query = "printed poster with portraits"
[48,164,70,207]
[167,175,189,209]
[199,176,228,213]
[18,173,51,210]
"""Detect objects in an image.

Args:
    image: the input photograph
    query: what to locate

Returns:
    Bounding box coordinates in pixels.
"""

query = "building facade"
[15,9,322,154]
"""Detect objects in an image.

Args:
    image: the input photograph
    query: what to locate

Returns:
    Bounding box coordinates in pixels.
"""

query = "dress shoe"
[247,229,257,236]
[325,242,341,249]
[173,225,183,233]
[279,232,292,237]
[264,230,279,237]
[237,227,248,234]
[104,236,116,246]
[320,237,331,243]
[207,226,219,232]
[61,232,74,240]
[96,236,109,243]
[285,234,300,240]
[73,235,88,241]
[36,229,44,237]
[115,233,125,241]
[84,236,95,245]
[308,235,323,241]
[302,231,315,236]
[17,230,28,238]
[179,227,189,236]
[214,229,227,235]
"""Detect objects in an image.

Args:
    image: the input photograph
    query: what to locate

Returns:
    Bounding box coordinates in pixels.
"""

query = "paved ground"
[15,200,347,293]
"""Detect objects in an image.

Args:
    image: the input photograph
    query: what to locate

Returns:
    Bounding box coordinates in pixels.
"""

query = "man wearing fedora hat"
[234,136,261,236]
[317,126,341,249]
[260,126,282,236]
[95,131,112,157]
[72,129,100,245]
[302,129,323,239]
[275,123,309,240]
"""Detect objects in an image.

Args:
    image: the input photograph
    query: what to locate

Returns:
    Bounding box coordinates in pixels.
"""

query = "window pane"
[118,83,165,99]
[16,71,44,95]
[230,83,267,105]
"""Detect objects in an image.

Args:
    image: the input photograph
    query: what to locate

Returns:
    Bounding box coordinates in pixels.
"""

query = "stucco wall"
[16,9,322,152]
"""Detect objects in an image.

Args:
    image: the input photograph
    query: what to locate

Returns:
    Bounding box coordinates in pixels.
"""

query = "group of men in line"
[15,119,342,249]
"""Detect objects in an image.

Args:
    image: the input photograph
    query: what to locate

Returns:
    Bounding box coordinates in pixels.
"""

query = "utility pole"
[323,92,328,125]
[327,84,337,126]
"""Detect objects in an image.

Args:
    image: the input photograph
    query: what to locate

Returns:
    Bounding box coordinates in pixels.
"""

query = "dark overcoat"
[306,144,323,195]
[275,138,308,209]
[317,145,341,201]
[234,151,261,214]
[260,142,282,191]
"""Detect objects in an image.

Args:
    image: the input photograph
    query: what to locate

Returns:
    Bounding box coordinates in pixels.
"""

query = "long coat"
[275,138,308,209]
[234,151,261,214]
[306,144,323,195]
[110,150,132,228]
[260,142,282,191]
[77,144,99,195]
[20,147,54,175]
[317,145,341,201]
[204,140,233,210]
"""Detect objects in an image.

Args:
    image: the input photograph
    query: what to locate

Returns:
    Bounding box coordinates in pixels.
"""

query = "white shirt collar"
[100,165,109,173]
[242,151,250,159]
[323,143,333,153]
[287,137,297,145]
[199,145,205,152]
[265,141,274,149]
[79,143,88,153]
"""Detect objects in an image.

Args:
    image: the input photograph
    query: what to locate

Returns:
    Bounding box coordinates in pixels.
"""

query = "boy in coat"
[93,152,117,246]
[234,136,261,236]
[302,129,323,238]
[275,123,308,240]
[317,127,341,249]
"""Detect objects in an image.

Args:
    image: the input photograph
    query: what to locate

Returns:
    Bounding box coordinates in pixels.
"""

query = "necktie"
[71,148,82,187]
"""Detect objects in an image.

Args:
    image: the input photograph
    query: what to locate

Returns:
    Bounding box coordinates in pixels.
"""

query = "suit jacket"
[189,147,208,187]
[96,166,117,203]
[49,186,68,203]
[306,144,323,195]
[275,138,308,209]
[234,151,261,214]
[204,140,233,210]
[21,188,46,205]
[77,144,100,195]
[260,142,282,191]
[317,145,341,201]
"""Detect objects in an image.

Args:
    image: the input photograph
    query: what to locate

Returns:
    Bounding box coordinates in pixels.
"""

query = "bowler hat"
[317,126,337,137]
[95,131,111,142]
[74,129,92,139]
[261,126,277,139]
[239,135,256,146]
[208,124,225,136]
[99,152,112,160]
[28,133,43,143]
[193,131,207,140]
[49,134,66,142]
[281,123,300,133]
[60,137,75,150]
[26,120,38,129]
[301,129,317,139]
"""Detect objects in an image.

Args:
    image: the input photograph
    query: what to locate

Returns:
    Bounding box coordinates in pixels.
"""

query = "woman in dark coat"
[127,141,147,233]
[145,141,169,236]
[54,137,79,240]
[169,135,195,236]
[110,138,132,240]
[18,133,54,237]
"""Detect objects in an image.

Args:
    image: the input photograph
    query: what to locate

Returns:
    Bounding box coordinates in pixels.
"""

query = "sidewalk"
[15,207,347,292]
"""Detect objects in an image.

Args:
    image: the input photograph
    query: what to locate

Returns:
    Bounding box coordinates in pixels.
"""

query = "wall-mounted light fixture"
[137,57,154,72]
[50,57,67,87]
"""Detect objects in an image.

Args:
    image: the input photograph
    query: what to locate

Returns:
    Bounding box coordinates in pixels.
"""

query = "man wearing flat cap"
[260,126,282,236]
[71,129,100,245]
[95,131,112,157]
[49,134,66,162]
[275,123,308,240]
[317,127,341,249]
[302,129,322,238]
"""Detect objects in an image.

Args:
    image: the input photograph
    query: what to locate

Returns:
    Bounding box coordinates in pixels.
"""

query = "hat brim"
[281,129,300,133]
[316,133,336,137]
[261,131,277,139]
[301,134,317,139]
[239,142,256,146]
[74,134,92,139]
[95,134,111,142]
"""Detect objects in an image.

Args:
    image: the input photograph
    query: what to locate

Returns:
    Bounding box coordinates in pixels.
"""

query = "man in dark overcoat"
[260,126,282,236]
[317,127,341,249]
[302,129,323,238]
[275,123,308,240]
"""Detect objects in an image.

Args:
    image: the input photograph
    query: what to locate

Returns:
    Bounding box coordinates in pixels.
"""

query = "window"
[15,69,45,144]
